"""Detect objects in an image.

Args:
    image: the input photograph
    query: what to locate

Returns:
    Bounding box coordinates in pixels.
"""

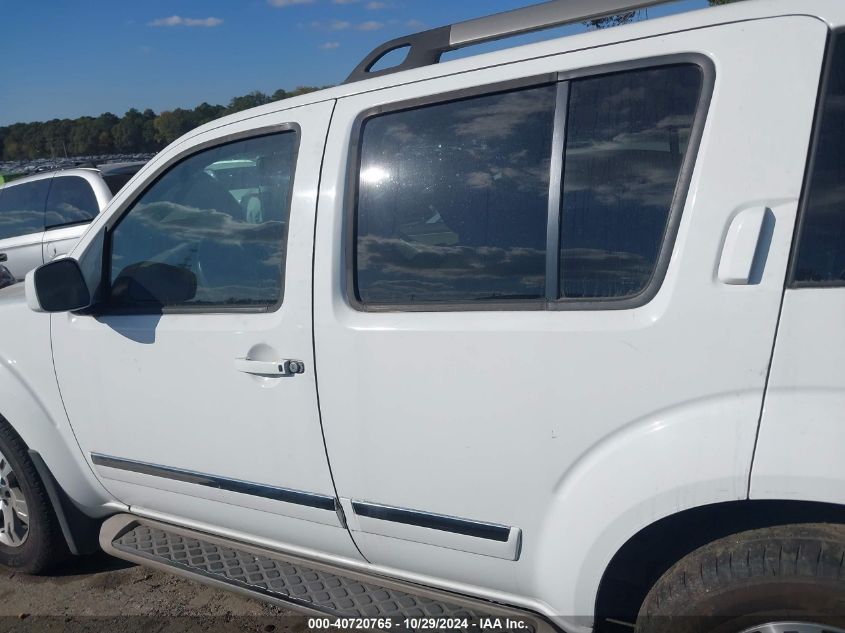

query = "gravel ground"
[0,553,307,633]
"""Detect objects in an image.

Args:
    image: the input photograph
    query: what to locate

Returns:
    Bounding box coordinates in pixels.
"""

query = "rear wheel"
[0,419,67,573]
[636,524,845,633]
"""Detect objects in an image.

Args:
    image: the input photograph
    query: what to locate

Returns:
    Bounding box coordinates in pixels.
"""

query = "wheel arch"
[0,360,115,517]
[593,499,845,631]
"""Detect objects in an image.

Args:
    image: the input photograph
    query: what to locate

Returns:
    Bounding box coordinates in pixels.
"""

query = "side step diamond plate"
[100,515,556,632]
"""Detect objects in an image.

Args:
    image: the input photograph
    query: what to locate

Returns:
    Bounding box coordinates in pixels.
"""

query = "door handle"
[235,358,305,376]
[0,253,6,263]
[718,207,774,285]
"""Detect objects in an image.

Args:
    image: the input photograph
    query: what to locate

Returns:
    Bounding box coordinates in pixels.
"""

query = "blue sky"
[0,0,707,126]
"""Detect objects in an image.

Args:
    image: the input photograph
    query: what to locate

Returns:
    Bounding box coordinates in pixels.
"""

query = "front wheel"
[0,419,67,573]
[636,524,845,633]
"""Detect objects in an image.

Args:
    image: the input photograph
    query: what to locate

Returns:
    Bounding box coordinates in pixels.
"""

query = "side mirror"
[26,259,91,313]
[111,262,197,307]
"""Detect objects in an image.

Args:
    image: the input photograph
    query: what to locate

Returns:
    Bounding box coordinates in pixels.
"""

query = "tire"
[0,418,68,573]
[636,524,845,633]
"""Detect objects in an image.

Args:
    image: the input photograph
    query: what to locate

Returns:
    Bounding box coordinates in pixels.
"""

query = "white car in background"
[0,163,145,280]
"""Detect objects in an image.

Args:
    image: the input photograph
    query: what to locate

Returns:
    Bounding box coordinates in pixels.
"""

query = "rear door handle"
[718,206,774,285]
[235,358,305,376]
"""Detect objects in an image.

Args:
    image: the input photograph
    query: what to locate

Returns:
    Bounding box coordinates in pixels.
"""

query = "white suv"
[0,163,144,280]
[2,1,845,632]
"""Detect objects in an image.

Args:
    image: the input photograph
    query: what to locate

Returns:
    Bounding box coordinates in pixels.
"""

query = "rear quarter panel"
[751,289,845,504]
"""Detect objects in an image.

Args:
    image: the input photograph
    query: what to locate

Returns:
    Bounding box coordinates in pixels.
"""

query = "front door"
[52,102,361,559]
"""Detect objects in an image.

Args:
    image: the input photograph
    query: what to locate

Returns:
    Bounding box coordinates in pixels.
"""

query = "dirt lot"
[0,553,308,633]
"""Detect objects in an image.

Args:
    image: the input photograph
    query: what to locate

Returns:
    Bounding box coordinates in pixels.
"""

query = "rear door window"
[45,176,99,229]
[0,179,50,240]
[354,84,558,306]
[103,174,132,196]
[559,65,702,299]
[351,62,706,309]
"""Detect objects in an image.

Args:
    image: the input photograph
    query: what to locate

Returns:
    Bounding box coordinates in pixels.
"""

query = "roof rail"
[345,0,672,84]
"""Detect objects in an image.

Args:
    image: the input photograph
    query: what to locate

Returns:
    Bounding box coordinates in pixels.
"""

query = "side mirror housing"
[26,259,91,313]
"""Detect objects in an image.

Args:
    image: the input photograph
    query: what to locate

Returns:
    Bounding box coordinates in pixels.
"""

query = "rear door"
[42,174,103,262]
[314,16,827,602]
[0,177,49,279]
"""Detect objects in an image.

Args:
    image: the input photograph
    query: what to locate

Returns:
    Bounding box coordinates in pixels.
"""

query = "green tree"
[93,113,119,154]
[193,102,227,126]
[289,86,324,98]
[0,84,333,161]
[153,108,198,145]
[69,117,97,155]
[141,109,159,152]
[226,91,271,114]
[113,109,146,153]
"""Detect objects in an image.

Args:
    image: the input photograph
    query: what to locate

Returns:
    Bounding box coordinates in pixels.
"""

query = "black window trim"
[786,27,840,289]
[344,53,715,313]
[94,123,301,316]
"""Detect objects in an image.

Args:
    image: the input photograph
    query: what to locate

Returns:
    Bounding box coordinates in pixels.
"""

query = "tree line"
[0,87,324,161]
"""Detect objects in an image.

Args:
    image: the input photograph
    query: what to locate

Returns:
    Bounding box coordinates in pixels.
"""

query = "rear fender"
[532,392,761,631]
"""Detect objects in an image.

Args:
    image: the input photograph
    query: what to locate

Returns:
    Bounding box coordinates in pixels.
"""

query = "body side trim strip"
[351,500,511,543]
[90,453,337,511]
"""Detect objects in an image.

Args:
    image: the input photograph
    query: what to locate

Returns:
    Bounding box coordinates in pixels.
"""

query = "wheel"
[0,418,67,573]
[636,524,845,633]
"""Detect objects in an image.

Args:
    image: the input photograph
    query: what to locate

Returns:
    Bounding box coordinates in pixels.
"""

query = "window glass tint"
[0,180,49,240]
[103,174,133,195]
[560,65,702,299]
[45,176,99,228]
[355,84,557,305]
[793,34,845,284]
[109,132,296,309]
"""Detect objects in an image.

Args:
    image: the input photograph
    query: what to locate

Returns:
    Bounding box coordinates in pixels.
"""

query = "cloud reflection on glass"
[355,84,557,305]
[109,132,297,308]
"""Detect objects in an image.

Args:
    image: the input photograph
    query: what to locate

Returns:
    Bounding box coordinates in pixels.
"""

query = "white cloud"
[311,19,384,31]
[320,41,341,49]
[149,15,223,27]
[267,0,316,6]
[405,19,425,29]
[332,0,358,3]
[366,1,389,8]
[310,19,353,30]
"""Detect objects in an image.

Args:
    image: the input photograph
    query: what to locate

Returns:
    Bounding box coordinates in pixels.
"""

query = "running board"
[100,514,557,631]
